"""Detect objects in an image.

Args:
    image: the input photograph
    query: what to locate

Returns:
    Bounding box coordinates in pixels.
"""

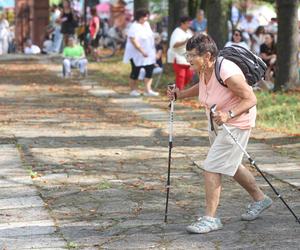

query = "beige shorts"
[203,125,251,176]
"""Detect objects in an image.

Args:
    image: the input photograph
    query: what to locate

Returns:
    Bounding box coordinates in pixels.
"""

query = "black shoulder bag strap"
[215,56,227,87]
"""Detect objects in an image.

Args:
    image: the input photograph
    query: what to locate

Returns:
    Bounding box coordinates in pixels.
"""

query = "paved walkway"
[0,56,299,249]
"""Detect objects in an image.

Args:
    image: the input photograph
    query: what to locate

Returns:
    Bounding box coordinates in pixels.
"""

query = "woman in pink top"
[168,33,272,234]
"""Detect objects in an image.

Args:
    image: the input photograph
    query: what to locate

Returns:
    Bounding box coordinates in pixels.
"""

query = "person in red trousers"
[167,16,193,90]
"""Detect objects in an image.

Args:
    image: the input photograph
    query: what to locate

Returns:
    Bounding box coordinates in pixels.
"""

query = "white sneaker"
[144,90,159,97]
[186,216,223,234]
[129,90,141,97]
[241,195,273,221]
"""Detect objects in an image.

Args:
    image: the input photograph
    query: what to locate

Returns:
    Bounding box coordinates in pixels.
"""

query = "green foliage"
[189,0,201,18]
[67,241,78,249]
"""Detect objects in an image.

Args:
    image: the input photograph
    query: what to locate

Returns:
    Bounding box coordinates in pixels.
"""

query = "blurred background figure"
[97,0,111,20]
[225,29,249,49]
[191,9,207,34]
[260,32,277,82]
[265,17,278,35]
[227,0,242,41]
[138,33,164,88]
[50,4,63,53]
[111,0,128,31]
[0,13,9,55]
[62,36,88,78]
[251,25,265,55]
[42,34,53,54]
[24,38,41,54]
[59,0,78,46]
[89,6,100,61]
[123,9,158,97]
[240,13,259,47]
[167,16,193,90]
[8,25,16,53]
[230,0,242,29]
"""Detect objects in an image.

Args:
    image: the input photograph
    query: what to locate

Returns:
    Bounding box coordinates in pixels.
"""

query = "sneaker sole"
[186,225,223,234]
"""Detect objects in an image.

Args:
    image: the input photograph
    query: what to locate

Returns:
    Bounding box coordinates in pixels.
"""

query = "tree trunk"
[206,0,228,49]
[134,0,149,12]
[189,0,200,18]
[275,0,299,91]
[199,0,207,12]
[168,0,189,44]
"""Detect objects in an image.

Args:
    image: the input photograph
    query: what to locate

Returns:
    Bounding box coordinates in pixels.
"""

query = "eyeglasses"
[184,53,199,60]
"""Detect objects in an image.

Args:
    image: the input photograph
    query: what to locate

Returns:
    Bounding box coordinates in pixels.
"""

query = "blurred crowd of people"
[20,0,130,56]
[1,0,298,91]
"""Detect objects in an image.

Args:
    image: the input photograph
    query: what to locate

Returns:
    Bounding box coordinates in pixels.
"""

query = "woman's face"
[181,21,190,31]
[63,0,70,8]
[139,15,148,24]
[67,38,75,47]
[264,34,273,46]
[233,31,242,43]
[185,49,205,71]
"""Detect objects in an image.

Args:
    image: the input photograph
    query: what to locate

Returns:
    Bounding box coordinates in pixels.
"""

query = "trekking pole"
[164,83,176,223]
[210,104,300,224]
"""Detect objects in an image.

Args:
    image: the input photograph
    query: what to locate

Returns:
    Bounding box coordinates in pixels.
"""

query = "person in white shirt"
[0,13,9,55]
[225,29,249,50]
[167,16,193,90]
[50,5,63,53]
[251,25,265,55]
[123,9,158,97]
[24,38,41,55]
[239,13,259,47]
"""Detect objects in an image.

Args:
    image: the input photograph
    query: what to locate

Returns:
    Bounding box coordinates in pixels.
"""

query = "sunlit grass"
[256,91,300,134]
[92,55,300,135]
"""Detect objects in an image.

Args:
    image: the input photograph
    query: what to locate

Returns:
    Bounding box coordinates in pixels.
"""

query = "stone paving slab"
[0,144,66,249]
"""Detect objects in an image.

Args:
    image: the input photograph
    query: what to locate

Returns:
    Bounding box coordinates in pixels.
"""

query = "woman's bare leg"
[233,165,265,201]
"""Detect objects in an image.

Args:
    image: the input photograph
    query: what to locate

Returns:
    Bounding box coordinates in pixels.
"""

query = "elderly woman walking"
[123,9,159,97]
[168,33,272,233]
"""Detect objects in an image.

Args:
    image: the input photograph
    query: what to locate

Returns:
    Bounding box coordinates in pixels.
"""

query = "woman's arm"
[167,83,199,101]
[213,75,257,125]
[129,37,148,57]
[94,18,100,39]
[176,83,199,99]
[173,39,188,48]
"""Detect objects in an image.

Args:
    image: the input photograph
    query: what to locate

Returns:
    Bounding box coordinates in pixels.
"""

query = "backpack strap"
[215,56,227,87]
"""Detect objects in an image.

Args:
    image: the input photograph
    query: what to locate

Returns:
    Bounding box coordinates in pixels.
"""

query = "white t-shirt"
[167,27,193,65]
[0,19,9,39]
[240,18,259,35]
[24,45,41,55]
[123,21,156,66]
[43,40,53,53]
